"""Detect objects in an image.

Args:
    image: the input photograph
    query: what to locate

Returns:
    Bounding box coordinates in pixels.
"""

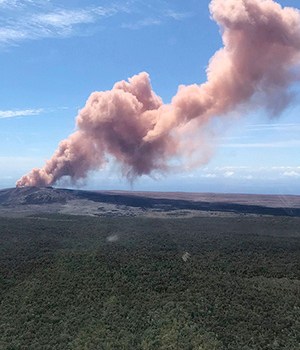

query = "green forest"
[0,214,300,349]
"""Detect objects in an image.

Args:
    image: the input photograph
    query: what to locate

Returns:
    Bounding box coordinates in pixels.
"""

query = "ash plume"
[17,0,300,187]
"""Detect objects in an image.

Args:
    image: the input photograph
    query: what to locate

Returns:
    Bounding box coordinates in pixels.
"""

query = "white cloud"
[214,166,249,171]
[33,6,118,29]
[122,18,162,30]
[0,4,124,44]
[0,0,45,9]
[122,7,191,30]
[0,28,27,43]
[282,171,300,178]
[0,0,17,7]
[194,165,300,184]
[0,108,43,119]
[0,2,191,44]
[164,10,192,21]
[34,9,95,28]
[201,173,217,178]
[224,171,234,178]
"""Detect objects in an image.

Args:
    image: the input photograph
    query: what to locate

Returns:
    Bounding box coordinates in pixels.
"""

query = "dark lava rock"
[0,187,75,205]
[0,187,299,217]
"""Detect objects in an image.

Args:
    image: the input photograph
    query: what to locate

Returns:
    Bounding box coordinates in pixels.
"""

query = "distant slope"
[0,187,76,205]
[0,187,300,217]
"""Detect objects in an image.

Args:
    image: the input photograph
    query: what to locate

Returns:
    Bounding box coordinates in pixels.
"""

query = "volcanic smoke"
[16,0,300,187]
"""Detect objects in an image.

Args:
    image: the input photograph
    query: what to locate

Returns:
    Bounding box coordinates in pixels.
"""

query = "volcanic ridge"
[0,187,299,218]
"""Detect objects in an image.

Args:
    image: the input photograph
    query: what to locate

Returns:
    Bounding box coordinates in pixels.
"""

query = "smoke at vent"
[16,0,300,187]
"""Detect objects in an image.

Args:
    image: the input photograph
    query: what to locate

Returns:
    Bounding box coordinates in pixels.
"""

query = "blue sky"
[0,0,300,194]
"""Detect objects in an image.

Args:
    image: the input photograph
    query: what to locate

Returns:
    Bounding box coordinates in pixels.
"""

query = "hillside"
[0,187,300,217]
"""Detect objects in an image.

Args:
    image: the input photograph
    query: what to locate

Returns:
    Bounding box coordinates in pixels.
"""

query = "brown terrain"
[0,186,299,218]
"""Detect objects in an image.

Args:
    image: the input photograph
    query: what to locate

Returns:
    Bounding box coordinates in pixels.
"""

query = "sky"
[0,0,300,195]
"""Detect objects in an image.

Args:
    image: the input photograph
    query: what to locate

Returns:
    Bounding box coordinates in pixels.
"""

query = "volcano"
[0,187,299,217]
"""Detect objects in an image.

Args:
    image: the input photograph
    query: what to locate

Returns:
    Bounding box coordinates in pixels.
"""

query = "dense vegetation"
[0,214,300,349]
